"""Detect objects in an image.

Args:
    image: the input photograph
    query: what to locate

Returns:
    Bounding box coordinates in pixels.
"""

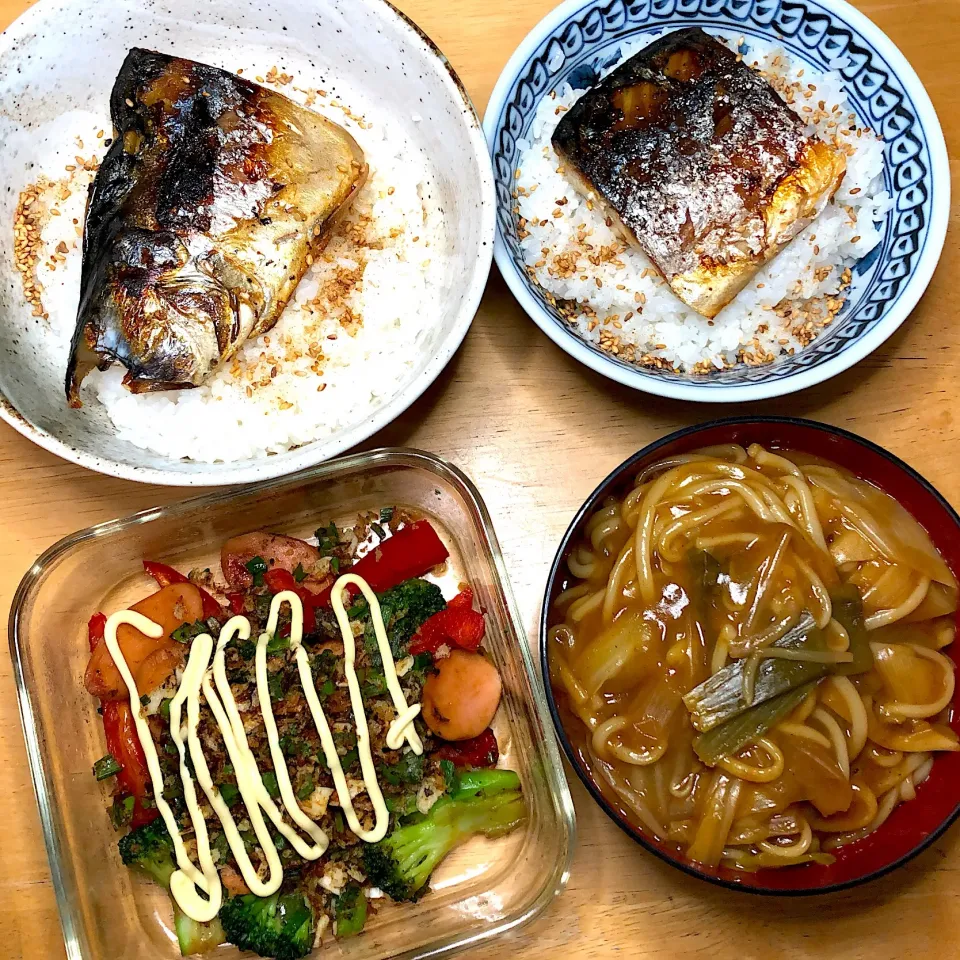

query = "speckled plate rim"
[0,0,496,487]
[539,415,960,895]
[483,0,950,403]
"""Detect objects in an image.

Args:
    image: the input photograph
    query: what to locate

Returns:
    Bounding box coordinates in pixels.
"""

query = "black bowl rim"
[539,414,960,896]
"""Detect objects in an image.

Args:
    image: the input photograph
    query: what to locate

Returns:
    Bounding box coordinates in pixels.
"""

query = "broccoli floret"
[351,578,446,664]
[174,908,226,956]
[219,891,315,960]
[118,820,225,955]
[364,769,526,902]
[118,817,177,888]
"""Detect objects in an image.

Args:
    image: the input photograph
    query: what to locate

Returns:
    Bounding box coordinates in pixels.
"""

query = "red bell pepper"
[435,728,499,768]
[143,560,223,619]
[263,568,320,632]
[88,612,107,652]
[227,592,246,615]
[409,589,486,656]
[316,520,449,607]
[101,700,158,828]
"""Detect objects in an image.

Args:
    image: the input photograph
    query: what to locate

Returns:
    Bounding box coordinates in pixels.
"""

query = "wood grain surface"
[0,1,957,958]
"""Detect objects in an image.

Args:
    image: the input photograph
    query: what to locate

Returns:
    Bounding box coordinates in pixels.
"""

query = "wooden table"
[0,0,957,957]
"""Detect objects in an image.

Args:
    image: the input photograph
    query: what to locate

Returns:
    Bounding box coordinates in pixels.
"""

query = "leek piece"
[694,680,820,766]
[684,613,825,732]
[830,584,873,676]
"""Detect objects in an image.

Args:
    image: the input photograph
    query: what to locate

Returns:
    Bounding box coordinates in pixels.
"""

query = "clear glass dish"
[9,448,575,960]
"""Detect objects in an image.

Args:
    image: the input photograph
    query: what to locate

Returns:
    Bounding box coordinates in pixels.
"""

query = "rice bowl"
[485,0,950,402]
[0,0,494,484]
[513,32,889,374]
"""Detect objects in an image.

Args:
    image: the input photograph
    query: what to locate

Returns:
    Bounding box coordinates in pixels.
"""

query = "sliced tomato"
[88,612,107,653]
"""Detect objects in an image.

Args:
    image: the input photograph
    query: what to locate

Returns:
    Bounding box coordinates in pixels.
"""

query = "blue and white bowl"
[484,0,949,402]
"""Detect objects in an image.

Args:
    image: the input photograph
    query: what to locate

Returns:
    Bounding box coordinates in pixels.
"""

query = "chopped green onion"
[219,783,240,806]
[296,777,315,801]
[159,699,172,721]
[379,507,394,524]
[439,759,458,794]
[334,885,367,938]
[293,563,308,583]
[110,794,136,829]
[266,631,289,654]
[319,679,335,697]
[171,619,208,644]
[371,522,386,541]
[341,748,359,771]
[267,672,285,702]
[245,555,268,587]
[93,754,123,781]
[273,832,287,851]
[331,556,340,574]
[262,771,280,799]
[139,693,150,706]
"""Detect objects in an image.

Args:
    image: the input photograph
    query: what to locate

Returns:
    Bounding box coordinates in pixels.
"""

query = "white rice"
[514,32,891,373]
[32,65,447,463]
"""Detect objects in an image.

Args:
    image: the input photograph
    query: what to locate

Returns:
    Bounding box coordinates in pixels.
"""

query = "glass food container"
[10,448,575,960]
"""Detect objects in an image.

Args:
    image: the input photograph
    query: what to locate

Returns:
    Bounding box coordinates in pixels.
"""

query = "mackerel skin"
[67,48,367,404]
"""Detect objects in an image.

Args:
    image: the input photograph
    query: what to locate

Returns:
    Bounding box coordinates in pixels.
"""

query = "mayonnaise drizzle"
[103,574,422,921]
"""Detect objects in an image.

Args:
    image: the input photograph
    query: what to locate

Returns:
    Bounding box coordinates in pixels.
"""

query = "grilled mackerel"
[552,28,846,319]
[67,48,367,405]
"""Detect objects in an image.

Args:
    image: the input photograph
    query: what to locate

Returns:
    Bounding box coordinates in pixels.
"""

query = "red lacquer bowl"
[540,416,960,894]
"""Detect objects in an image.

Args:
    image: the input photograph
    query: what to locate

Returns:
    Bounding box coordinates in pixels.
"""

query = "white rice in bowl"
[512,33,891,374]
[19,65,448,464]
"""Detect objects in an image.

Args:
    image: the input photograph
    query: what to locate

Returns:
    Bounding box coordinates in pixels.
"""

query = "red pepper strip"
[102,700,158,828]
[447,587,474,610]
[409,591,486,655]
[142,560,223,619]
[316,521,449,607]
[227,592,246,615]
[88,612,107,653]
[264,568,320,632]
[434,728,499,768]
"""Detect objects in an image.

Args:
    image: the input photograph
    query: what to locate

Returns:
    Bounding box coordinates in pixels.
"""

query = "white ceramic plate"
[0,0,494,485]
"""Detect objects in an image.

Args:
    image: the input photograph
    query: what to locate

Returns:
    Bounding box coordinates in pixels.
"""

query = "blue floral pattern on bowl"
[485,0,948,399]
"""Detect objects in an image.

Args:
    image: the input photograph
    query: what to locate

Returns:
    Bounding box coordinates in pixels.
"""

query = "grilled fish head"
[67,48,367,407]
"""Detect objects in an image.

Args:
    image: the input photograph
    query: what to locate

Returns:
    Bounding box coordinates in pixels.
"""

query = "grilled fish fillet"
[552,28,846,319]
[66,48,367,405]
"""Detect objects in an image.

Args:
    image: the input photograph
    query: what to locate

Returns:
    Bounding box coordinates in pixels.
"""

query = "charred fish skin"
[551,28,846,319]
[67,48,367,406]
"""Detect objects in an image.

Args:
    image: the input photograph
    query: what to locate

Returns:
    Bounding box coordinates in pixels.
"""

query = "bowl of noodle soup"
[542,417,960,893]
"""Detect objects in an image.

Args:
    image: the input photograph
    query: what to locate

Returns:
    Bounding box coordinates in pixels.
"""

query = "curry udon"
[550,444,958,871]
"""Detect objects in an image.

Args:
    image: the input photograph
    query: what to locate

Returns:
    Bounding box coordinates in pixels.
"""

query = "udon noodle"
[550,444,959,871]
